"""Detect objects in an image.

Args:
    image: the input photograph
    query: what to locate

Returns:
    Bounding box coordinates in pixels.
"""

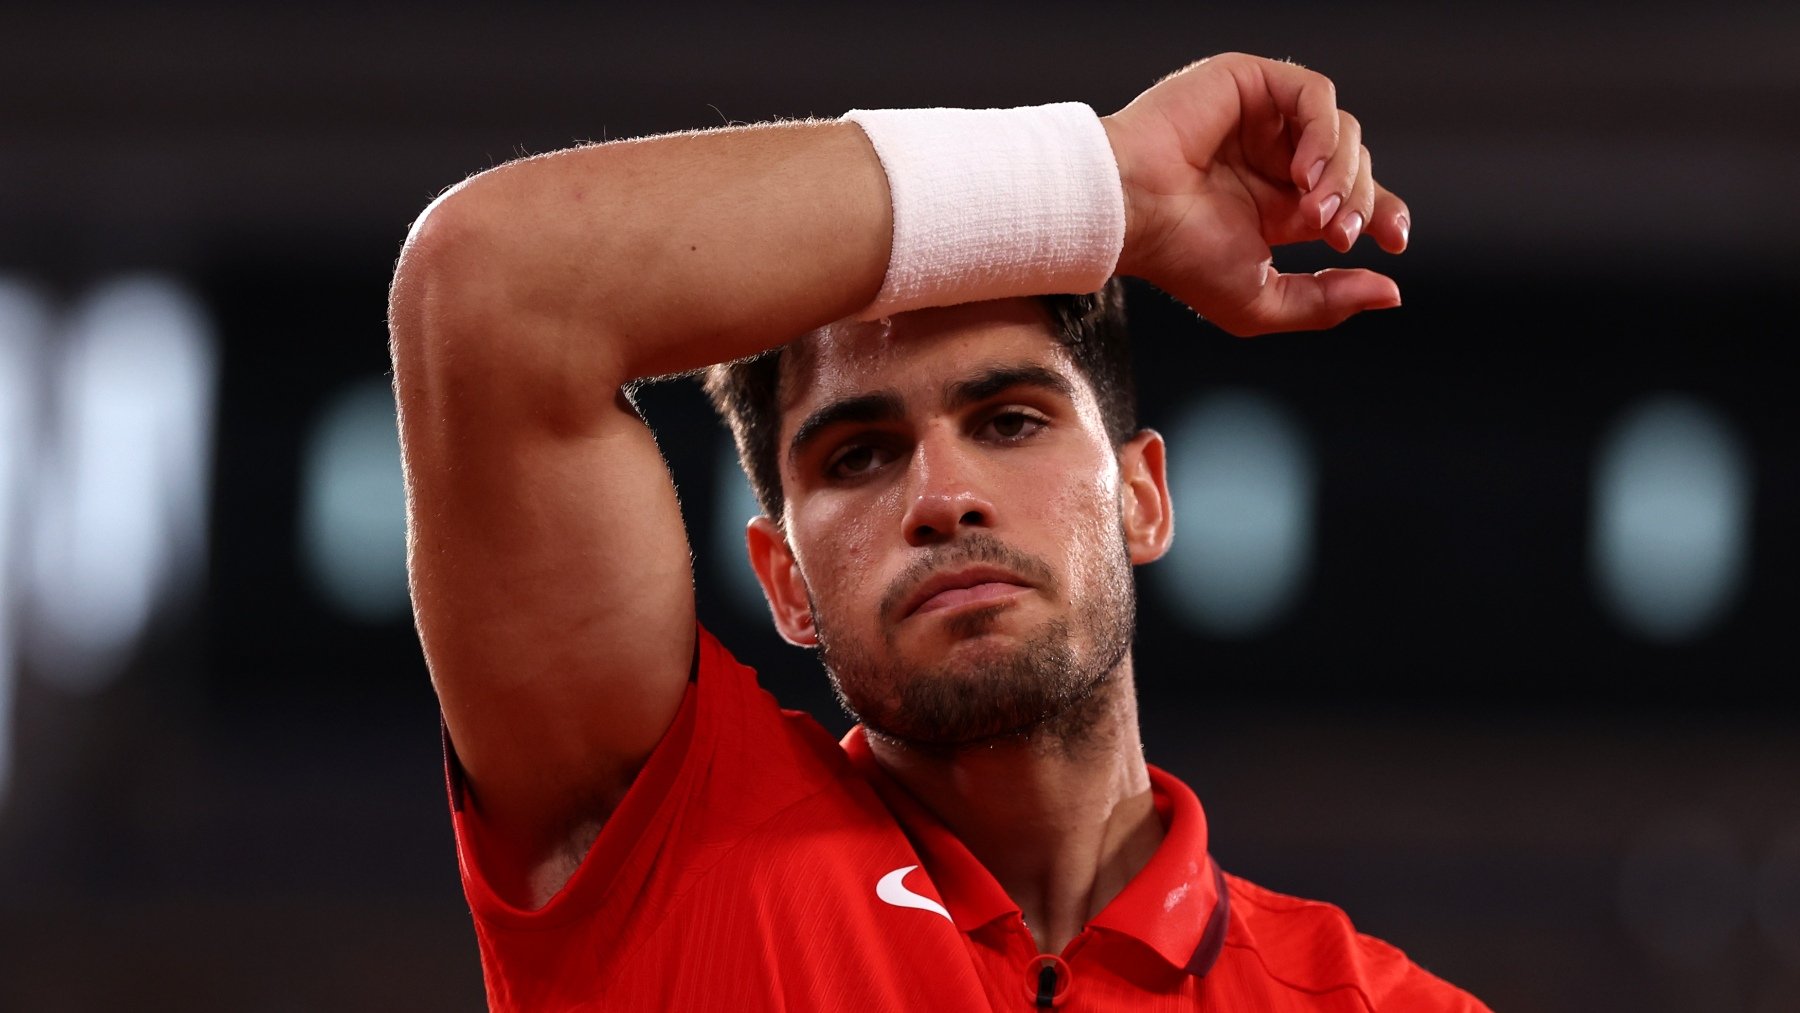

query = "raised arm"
[387,52,1408,906]
[389,122,892,903]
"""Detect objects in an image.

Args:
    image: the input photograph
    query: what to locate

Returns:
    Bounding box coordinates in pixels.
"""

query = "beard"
[811,529,1136,750]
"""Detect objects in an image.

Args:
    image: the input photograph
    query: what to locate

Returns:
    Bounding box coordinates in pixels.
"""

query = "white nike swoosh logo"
[876,865,951,922]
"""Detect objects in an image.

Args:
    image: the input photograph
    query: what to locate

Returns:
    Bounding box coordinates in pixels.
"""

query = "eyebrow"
[787,390,905,466]
[785,363,1077,466]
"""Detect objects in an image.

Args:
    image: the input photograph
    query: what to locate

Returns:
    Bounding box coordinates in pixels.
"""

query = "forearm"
[390,120,891,403]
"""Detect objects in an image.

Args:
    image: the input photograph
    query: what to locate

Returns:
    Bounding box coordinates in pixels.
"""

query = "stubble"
[813,530,1136,753]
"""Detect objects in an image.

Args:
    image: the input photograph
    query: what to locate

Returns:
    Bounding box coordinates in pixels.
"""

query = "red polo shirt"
[447,626,1490,1011]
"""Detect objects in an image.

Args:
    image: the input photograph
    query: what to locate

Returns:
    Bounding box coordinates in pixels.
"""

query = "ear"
[1118,429,1174,565]
[746,515,819,647]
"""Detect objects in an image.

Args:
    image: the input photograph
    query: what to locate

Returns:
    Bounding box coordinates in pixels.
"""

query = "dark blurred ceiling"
[2,2,1796,276]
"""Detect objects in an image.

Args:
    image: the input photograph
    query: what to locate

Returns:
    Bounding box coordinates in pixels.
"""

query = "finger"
[1239,84,1305,187]
[1242,57,1342,194]
[1367,182,1412,254]
[1311,110,1362,238]
[1227,267,1400,336]
[1330,143,1377,252]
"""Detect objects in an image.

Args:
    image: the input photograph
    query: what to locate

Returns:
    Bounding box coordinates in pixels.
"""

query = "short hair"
[702,279,1135,525]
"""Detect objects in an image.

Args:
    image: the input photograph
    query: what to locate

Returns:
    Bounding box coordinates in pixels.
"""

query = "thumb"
[1225,267,1401,336]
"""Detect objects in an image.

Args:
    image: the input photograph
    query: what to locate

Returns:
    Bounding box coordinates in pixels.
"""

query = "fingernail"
[1318,193,1341,229]
[1306,159,1326,191]
[1342,211,1364,246]
[1397,214,1411,247]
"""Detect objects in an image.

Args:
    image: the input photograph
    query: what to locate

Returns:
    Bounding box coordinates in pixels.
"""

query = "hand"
[1102,53,1411,336]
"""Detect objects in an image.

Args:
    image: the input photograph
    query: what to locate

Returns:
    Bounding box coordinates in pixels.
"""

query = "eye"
[826,442,896,480]
[978,409,1047,442]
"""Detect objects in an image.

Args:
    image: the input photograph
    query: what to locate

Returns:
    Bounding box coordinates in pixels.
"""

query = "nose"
[900,428,997,546]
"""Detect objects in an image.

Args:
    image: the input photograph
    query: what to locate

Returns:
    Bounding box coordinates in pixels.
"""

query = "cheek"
[1034,443,1117,519]
[1035,456,1123,574]
[791,495,892,614]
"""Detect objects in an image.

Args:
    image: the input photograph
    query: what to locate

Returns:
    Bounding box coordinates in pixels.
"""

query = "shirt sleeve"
[442,624,844,938]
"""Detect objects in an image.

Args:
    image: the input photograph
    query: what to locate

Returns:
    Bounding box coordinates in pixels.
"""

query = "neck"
[865,658,1162,955]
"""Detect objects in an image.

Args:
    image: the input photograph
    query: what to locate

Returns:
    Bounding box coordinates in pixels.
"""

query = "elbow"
[389,180,497,365]
[388,179,627,432]
[390,184,522,419]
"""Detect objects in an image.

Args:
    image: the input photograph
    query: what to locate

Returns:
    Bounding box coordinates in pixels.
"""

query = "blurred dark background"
[1,2,1796,1010]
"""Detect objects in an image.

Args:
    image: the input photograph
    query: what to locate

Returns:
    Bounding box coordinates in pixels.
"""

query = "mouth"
[896,565,1036,621]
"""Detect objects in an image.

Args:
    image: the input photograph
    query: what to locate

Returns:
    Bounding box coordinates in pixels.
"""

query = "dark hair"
[702,279,1134,523]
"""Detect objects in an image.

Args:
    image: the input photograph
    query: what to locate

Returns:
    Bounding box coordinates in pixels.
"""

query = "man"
[389,51,1488,1010]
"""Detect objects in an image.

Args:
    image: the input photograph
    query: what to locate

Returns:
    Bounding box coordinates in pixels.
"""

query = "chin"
[907,643,1032,688]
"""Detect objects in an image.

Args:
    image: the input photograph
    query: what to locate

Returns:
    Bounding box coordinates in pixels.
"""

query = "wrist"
[842,102,1125,319]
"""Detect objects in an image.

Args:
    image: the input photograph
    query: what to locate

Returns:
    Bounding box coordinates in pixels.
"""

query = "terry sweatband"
[842,102,1126,320]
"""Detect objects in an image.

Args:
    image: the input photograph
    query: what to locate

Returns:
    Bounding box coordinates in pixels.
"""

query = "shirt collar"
[1087,763,1229,976]
[841,726,1229,977]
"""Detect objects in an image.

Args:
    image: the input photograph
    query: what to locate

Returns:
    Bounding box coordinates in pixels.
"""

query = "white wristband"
[842,102,1126,320]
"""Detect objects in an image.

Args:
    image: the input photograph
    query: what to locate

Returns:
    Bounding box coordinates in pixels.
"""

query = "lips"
[896,565,1035,620]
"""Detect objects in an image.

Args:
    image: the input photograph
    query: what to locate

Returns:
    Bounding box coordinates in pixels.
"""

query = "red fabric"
[447,626,1490,1011]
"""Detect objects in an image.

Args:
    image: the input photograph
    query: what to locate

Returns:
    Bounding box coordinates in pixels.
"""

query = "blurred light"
[1156,390,1314,637]
[1591,395,1749,641]
[300,377,409,622]
[0,278,53,807]
[712,438,768,619]
[26,277,218,693]
[1618,813,1749,964]
[1756,823,1800,968]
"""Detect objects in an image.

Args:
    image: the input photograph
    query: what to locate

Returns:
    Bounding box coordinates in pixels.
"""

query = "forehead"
[777,299,1078,426]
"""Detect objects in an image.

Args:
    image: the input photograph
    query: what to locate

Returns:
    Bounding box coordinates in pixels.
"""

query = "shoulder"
[1220,874,1491,1013]
[692,625,855,793]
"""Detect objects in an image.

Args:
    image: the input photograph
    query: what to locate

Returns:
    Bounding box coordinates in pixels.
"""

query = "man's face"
[751,299,1161,748]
